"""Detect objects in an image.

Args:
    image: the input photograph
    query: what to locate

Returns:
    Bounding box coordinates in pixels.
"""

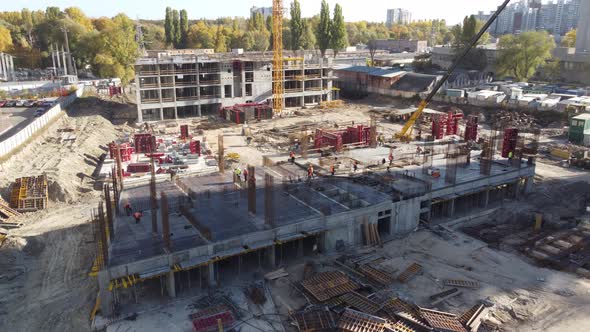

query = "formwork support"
[161,191,171,251]
[265,173,276,227]
[446,199,455,217]
[208,263,217,287]
[166,271,176,298]
[247,165,256,215]
[104,184,114,242]
[267,245,277,268]
[218,134,225,173]
[523,176,533,194]
[149,136,158,235]
[369,116,377,148]
[115,144,124,191]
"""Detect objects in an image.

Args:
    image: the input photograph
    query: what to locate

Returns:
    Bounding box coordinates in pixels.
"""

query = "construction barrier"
[0,87,83,158]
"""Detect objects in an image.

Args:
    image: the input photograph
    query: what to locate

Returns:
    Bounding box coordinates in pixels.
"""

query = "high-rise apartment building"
[250,6,272,19]
[386,9,412,26]
[575,0,590,53]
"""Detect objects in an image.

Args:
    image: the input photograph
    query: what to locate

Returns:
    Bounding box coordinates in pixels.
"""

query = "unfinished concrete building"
[134,51,334,122]
[96,140,535,317]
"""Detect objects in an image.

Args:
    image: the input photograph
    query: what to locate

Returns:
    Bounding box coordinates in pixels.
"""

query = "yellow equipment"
[395,0,512,142]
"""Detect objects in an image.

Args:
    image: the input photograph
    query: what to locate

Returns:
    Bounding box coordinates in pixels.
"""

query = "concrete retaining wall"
[0,88,83,158]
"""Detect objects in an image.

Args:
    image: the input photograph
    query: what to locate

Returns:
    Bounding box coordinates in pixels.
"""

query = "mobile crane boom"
[396,0,512,141]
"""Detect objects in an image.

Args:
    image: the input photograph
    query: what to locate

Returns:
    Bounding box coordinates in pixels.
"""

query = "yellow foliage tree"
[0,26,13,52]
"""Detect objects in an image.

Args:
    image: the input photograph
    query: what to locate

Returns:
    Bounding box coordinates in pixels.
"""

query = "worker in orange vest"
[290,151,296,164]
[243,167,249,182]
[307,164,314,180]
[133,211,143,224]
[330,164,335,176]
[388,152,394,165]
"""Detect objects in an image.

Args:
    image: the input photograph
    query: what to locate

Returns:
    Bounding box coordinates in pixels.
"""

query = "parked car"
[6,100,17,107]
[34,109,46,117]
[15,100,25,107]
[23,100,35,107]
[0,100,7,107]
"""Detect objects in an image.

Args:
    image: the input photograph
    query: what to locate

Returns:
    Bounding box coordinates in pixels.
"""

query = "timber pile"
[0,197,20,221]
[363,221,382,247]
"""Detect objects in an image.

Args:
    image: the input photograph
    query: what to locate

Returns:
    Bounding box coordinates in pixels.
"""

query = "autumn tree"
[561,29,576,47]
[0,26,13,52]
[497,31,555,81]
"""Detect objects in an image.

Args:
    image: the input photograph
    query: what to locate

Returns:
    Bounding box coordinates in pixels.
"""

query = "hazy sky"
[2,0,505,25]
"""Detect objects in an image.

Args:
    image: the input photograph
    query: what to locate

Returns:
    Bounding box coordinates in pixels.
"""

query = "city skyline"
[0,0,503,25]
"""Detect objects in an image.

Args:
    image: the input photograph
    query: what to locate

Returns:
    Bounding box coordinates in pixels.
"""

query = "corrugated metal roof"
[337,66,406,77]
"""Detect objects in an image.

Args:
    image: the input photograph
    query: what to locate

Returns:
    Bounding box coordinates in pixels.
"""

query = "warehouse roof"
[390,73,438,92]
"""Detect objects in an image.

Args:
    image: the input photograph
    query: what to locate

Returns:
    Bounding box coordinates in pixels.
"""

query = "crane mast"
[272,0,284,114]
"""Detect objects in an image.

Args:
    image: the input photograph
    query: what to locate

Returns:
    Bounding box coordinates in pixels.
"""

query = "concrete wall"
[391,197,421,234]
[0,87,83,158]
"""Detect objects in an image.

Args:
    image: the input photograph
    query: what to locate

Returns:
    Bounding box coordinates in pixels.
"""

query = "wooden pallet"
[300,271,359,302]
[293,308,337,332]
[338,309,389,332]
[358,264,396,286]
[443,279,480,289]
[419,308,468,332]
[380,298,428,328]
[397,263,422,283]
[0,197,20,219]
[459,303,485,327]
[339,292,381,315]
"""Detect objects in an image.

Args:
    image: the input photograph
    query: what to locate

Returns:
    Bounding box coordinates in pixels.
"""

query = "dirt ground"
[0,94,133,331]
[1,94,590,331]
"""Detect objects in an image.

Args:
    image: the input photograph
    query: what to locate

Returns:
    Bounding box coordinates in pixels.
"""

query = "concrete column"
[513,181,521,200]
[317,233,326,253]
[98,270,113,317]
[166,271,176,297]
[446,199,455,217]
[1,54,6,80]
[297,238,304,258]
[9,55,14,81]
[159,108,164,121]
[207,262,217,287]
[483,189,490,208]
[523,177,533,194]
[0,54,4,80]
[266,245,276,268]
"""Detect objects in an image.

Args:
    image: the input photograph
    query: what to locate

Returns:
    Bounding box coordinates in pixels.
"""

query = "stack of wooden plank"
[363,221,382,247]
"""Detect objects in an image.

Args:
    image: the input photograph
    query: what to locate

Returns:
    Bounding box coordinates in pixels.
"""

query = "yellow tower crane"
[272,0,284,114]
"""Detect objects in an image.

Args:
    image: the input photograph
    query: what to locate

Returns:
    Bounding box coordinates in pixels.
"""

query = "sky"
[1,0,505,25]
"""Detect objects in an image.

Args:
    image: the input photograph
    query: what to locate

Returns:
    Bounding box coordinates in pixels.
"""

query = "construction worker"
[307,164,314,181]
[234,168,242,183]
[353,161,358,172]
[330,164,335,176]
[243,167,249,182]
[290,151,296,164]
[124,202,132,216]
[388,151,394,166]
[382,158,386,165]
[416,146,422,155]
[508,151,514,162]
[133,211,143,224]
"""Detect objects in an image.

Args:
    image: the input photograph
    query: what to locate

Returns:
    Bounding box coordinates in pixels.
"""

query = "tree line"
[0,5,572,85]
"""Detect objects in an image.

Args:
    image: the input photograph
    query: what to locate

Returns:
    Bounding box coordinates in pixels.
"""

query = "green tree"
[0,26,13,52]
[561,29,576,47]
[290,0,303,51]
[300,19,316,50]
[165,7,173,45]
[539,58,562,82]
[172,9,180,47]
[316,0,331,57]
[45,7,61,21]
[64,7,93,31]
[497,31,556,81]
[180,9,188,48]
[142,23,167,50]
[330,3,347,58]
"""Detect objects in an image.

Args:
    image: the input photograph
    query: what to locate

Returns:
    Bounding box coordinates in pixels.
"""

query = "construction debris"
[292,307,338,332]
[9,175,49,211]
[443,279,481,289]
[339,292,381,315]
[300,271,359,302]
[397,263,423,283]
[0,196,20,221]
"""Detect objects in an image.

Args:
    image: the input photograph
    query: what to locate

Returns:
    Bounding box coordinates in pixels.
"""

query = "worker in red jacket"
[124,202,132,216]
[133,211,143,224]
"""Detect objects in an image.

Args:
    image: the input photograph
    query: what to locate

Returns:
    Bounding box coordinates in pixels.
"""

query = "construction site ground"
[1,93,590,331]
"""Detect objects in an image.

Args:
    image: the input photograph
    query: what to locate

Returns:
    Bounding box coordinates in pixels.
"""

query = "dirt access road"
[0,96,129,331]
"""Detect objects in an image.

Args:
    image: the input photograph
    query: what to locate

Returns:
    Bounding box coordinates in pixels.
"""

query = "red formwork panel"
[180,125,190,140]
[192,311,234,332]
[464,115,479,141]
[502,128,518,158]
[134,134,156,154]
[220,103,273,124]
[314,129,343,151]
[190,140,201,155]
[109,142,134,162]
[432,115,445,139]
[127,163,150,173]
